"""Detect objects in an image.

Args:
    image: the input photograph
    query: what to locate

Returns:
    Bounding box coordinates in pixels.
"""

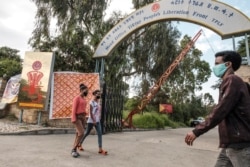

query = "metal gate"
[101,82,124,133]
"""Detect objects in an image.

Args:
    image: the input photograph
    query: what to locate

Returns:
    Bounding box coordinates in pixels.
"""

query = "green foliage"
[0,47,21,61]
[29,1,212,108]
[163,35,211,105]
[124,24,211,113]
[169,95,211,125]
[124,97,140,110]
[123,111,180,129]
[133,112,164,129]
[123,110,129,119]
[236,36,250,56]
[160,114,179,128]
[29,0,215,127]
[124,91,213,127]
[144,105,158,112]
[132,0,155,9]
[124,97,158,113]
[203,93,214,106]
[29,0,109,72]
[53,29,96,72]
[0,47,22,79]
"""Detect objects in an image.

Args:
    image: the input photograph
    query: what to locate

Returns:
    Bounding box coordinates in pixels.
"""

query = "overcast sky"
[0,0,249,100]
[0,0,36,56]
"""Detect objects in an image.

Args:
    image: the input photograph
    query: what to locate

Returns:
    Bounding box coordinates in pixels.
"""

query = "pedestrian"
[78,89,108,155]
[71,83,88,158]
[185,51,250,167]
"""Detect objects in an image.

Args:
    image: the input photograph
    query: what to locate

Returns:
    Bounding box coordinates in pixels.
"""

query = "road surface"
[0,127,220,167]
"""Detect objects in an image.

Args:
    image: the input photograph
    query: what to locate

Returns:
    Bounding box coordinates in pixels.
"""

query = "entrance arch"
[93,0,250,58]
[96,0,250,132]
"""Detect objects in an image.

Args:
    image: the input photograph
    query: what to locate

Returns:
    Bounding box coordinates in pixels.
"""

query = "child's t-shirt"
[87,100,101,123]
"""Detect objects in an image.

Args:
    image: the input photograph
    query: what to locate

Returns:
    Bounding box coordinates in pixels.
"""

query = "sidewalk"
[0,117,75,135]
[0,118,155,135]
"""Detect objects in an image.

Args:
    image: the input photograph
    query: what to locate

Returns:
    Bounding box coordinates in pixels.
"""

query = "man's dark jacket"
[193,73,250,148]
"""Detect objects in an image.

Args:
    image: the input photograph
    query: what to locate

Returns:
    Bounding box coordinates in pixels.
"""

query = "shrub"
[133,112,164,129]
[123,111,181,129]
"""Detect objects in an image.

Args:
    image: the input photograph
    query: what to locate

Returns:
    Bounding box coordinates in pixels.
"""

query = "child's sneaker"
[98,149,108,155]
[71,150,79,158]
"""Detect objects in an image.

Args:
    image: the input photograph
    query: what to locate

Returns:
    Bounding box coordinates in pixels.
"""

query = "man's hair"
[215,51,242,71]
[92,89,100,95]
[79,83,87,91]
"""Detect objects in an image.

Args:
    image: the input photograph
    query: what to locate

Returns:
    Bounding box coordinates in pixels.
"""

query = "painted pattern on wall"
[49,72,100,119]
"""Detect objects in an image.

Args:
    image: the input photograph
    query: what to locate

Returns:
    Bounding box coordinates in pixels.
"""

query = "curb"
[0,127,172,136]
[0,128,75,136]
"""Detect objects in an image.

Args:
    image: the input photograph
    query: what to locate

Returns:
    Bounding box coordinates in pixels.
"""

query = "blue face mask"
[212,63,227,78]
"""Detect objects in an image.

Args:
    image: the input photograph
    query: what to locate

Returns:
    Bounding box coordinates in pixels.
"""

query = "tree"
[157,35,211,105]
[29,0,213,118]
[0,47,22,79]
[0,46,21,62]
[53,28,95,72]
[126,0,211,105]
[237,35,250,57]
[203,93,214,106]
[29,0,109,72]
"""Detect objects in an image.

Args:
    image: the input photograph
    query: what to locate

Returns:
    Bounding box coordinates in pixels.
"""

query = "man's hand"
[185,131,197,146]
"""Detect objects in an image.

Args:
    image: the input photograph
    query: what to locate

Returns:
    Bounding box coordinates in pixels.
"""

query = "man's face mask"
[212,63,227,78]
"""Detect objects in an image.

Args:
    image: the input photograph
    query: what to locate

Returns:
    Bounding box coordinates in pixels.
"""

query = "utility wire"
[201,29,216,54]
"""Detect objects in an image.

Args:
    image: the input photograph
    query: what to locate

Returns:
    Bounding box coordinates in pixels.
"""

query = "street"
[0,127,220,167]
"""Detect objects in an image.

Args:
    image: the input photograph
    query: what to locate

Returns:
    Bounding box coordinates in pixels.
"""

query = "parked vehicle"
[190,117,205,127]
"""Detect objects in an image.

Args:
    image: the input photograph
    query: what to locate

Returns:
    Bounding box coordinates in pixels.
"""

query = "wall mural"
[18,52,55,110]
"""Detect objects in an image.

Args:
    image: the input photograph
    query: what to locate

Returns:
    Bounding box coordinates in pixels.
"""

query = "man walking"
[185,51,250,167]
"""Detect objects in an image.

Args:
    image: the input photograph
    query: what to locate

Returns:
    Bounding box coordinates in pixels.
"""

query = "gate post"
[101,83,106,134]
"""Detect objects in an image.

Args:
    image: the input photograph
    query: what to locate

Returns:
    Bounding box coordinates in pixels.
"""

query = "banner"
[159,104,173,113]
[18,52,55,110]
[49,72,100,119]
[1,74,21,103]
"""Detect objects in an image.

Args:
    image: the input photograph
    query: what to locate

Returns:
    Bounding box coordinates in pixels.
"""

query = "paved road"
[0,127,220,167]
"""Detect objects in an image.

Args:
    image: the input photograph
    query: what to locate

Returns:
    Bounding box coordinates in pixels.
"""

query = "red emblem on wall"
[32,61,42,70]
[151,3,160,12]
